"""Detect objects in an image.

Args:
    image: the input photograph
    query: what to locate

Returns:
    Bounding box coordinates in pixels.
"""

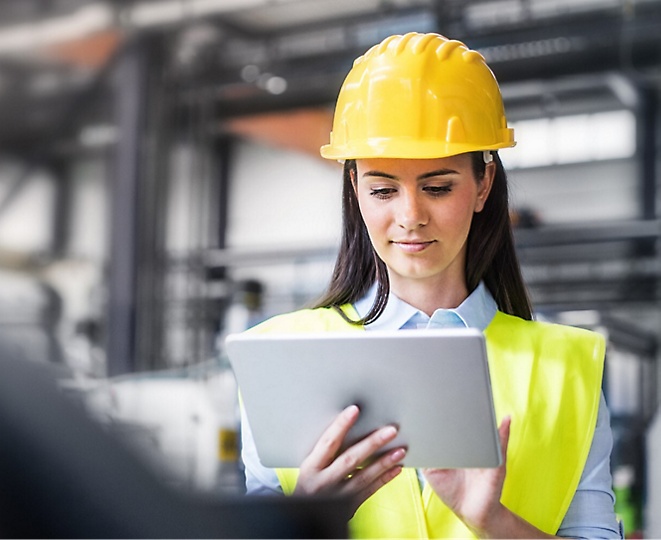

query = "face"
[353,154,494,303]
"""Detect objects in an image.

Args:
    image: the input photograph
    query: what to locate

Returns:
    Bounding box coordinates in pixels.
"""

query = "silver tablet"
[225,328,501,469]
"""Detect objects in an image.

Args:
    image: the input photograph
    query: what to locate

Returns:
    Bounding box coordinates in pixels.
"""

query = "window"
[501,110,636,169]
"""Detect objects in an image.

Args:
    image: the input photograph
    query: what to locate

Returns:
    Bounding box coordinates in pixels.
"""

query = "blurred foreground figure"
[0,332,349,539]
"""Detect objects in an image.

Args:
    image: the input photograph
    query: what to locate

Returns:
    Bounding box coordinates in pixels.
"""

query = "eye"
[369,187,396,200]
[423,184,453,196]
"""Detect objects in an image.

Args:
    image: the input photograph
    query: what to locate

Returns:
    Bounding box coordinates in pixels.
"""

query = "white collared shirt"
[353,281,496,332]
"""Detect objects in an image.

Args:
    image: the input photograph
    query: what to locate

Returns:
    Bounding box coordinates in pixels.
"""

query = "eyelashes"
[368,184,453,200]
[369,188,397,200]
[423,185,453,196]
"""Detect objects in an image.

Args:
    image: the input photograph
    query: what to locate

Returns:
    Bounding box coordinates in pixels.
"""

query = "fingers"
[326,421,400,478]
[303,405,360,471]
[296,405,406,500]
[341,446,406,498]
[329,424,406,506]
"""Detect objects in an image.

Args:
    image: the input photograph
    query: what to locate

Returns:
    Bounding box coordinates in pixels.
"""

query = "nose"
[396,190,428,230]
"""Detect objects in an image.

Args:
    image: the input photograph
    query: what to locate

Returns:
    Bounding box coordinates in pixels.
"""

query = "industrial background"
[0,0,659,537]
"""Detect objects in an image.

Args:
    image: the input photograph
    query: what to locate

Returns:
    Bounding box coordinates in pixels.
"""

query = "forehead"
[355,154,474,177]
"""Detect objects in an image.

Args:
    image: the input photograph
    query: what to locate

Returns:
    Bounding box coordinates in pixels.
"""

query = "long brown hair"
[312,152,532,323]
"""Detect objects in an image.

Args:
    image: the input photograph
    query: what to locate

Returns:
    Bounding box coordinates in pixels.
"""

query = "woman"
[240,32,621,538]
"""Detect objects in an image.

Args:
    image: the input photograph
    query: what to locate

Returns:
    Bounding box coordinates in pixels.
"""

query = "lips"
[392,240,436,253]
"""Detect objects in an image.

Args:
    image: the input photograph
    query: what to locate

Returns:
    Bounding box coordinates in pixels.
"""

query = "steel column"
[106,37,148,377]
[637,86,658,221]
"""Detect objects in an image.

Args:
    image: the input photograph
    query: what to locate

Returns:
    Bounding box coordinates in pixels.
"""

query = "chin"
[391,266,445,283]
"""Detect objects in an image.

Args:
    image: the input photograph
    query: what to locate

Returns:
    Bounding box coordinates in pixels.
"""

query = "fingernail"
[391,448,406,462]
[380,425,397,440]
[344,405,359,417]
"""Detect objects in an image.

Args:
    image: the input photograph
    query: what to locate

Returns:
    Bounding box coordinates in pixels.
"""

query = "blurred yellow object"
[321,32,516,160]
[218,427,239,462]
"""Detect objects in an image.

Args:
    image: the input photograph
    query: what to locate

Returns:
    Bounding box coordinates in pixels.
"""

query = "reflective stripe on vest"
[250,305,605,539]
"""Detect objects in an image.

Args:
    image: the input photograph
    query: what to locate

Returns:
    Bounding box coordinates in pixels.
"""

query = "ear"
[475,161,495,213]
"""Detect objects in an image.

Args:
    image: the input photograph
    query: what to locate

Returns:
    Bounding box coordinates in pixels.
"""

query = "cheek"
[357,196,391,245]
[434,194,478,233]
[357,199,381,234]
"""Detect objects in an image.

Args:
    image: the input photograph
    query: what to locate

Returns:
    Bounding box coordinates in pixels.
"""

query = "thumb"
[498,416,512,466]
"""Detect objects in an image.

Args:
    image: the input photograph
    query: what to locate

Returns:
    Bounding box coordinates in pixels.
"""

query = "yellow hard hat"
[320,32,515,160]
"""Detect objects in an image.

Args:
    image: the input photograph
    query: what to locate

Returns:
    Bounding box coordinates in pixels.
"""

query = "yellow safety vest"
[249,305,605,538]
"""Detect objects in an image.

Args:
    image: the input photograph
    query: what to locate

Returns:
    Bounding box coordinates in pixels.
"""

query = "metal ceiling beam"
[195,3,661,117]
[4,1,661,148]
[514,219,661,247]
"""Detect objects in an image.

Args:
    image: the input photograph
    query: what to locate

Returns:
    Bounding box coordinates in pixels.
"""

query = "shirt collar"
[353,281,497,332]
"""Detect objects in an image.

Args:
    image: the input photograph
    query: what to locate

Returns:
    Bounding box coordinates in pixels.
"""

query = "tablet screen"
[226,329,501,469]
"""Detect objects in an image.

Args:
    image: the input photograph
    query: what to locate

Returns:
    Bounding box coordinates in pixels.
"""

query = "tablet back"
[226,329,501,469]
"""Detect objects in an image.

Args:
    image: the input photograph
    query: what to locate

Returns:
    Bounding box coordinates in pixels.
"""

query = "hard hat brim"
[320,138,516,161]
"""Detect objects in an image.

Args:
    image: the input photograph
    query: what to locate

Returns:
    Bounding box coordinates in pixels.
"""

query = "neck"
[389,276,469,317]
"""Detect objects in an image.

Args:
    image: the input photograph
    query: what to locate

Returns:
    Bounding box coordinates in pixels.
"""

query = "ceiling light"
[128,0,267,27]
[79,125,118,148]
[264,76,287,95]
[240,65,261,83]
[255,73,287,94]
[0,3,113,54]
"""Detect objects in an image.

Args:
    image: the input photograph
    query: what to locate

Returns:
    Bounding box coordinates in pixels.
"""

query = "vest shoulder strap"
[248,304,362,334]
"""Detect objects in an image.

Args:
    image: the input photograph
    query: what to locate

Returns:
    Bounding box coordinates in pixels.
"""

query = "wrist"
[467,503,556,539]
[465,502,510,539]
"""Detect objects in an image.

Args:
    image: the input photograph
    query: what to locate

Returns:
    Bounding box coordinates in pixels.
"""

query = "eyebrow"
[418,169,459,180]
[362,169,459,180]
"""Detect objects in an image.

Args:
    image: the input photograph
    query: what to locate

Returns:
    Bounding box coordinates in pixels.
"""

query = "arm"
[240,404,283,495]
[556,393,622,539]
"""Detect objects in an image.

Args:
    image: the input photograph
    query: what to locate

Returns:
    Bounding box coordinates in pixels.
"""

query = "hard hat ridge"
[321,32,516,161]
[355,33,469,65]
